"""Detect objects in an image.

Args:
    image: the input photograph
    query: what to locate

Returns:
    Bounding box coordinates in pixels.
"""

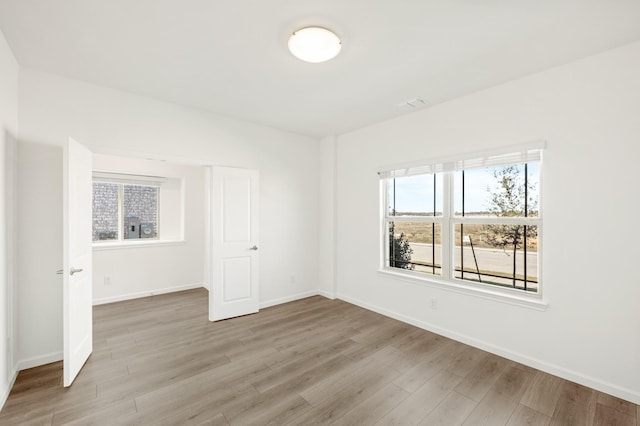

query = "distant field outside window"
[390,221,442,275]
[387,173,442,277]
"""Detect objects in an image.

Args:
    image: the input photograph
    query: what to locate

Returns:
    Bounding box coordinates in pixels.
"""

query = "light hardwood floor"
[1,289,637,425]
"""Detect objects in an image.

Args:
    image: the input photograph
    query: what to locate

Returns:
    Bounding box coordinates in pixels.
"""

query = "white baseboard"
[317,290,336,299]
[17,351,63,372]
[0,368,18,411]
[336,293,640,405]
[260,290,321,309]
[14,286,206,375]
[16,286,306,374]
[92,283,205,305]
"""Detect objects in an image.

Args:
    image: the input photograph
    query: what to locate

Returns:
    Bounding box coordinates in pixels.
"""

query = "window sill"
[377,268,548,311]
[92,239,186,251]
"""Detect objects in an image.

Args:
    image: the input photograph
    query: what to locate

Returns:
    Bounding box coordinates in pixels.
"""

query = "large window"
[381,145,542,294]
[93,175,160,242]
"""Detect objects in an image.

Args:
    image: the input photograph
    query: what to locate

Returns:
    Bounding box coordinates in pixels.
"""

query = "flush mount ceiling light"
[288,26,342,63]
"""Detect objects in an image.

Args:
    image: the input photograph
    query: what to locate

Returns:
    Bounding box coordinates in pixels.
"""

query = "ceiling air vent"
[395,97,429,112]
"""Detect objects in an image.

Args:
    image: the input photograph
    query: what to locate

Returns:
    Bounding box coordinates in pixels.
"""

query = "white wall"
[92,154,206,304]
[0,27,18,408]
[17,69,320,368]
[332,41,640,403]
[318,135,336,298]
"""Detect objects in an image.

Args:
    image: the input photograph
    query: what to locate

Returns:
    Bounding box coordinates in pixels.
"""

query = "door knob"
[249,245,258,251]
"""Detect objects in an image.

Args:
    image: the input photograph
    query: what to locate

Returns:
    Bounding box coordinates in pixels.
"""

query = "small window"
[93,176,160,242]
[381,144,543,295]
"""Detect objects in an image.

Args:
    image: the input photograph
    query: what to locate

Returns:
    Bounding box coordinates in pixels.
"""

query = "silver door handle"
[57,267,83,275]
[249,245,258,251]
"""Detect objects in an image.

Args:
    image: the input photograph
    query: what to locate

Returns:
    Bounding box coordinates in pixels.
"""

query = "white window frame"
[379,142,546,309]
[92,172,164,244]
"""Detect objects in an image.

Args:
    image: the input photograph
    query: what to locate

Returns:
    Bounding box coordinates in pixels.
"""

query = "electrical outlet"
[290,275,295,284]
[104,275,112,285]
[430,298,438,310]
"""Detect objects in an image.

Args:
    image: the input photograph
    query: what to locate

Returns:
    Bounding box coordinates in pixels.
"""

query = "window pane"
[388,174,442,216]
[93,182,119,241]
[454,162,540,217]
[388,221,442,276]
[387,178,395,216]
[123,185,158,239]
[526,162,540,217]
[453,224,538,292]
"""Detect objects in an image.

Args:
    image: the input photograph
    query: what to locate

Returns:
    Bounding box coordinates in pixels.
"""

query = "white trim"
[203,285,329,307]
[452,216,541,225]
[0,369,18,411]
[378,269,546,310]
[317,290,337,300]
[259,290,322,309]
[17,351,63,371]
[442,172,453,280]
[93,171,166,186]
[92,239,185,251]
[387,216,444,223]
[381,144,543,301]
[92,177,161,242]
[378,140,546,176]
[92,282,205,305]
[336,293,640,405]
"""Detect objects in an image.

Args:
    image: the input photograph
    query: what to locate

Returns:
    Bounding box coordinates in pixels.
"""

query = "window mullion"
[118,184,124,241]
[456,216,541,225]
[381,180,389,268]
[441,172,452,280]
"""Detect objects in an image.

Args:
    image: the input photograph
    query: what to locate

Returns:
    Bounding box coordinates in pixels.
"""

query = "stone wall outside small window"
[93,182,118,241]
[93,182,158,241]
[123,185,158,238]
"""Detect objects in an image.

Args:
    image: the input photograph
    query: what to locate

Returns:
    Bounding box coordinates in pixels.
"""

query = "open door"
[209,167,259,321]
[62,138,93,386]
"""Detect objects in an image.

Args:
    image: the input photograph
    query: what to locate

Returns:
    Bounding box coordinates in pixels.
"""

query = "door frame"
[86,147,252,325]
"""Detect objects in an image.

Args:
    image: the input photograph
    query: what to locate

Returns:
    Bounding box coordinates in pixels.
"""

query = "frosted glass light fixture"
[288,27,342,63]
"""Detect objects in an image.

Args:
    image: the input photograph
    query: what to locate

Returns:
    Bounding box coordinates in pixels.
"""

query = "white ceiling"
[1,1,639,139]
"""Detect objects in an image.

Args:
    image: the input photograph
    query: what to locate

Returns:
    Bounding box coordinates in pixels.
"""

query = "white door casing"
[209,167,259,321]
[63,138,93,386]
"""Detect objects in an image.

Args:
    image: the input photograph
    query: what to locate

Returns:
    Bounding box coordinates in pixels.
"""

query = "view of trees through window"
[387,161,540,292]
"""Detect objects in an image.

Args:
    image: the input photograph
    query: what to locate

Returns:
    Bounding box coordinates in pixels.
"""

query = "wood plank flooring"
[1,289,637,425]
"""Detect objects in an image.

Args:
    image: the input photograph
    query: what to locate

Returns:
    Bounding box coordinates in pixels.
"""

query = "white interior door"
[62,138,93,386]
[209,167,259,321]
